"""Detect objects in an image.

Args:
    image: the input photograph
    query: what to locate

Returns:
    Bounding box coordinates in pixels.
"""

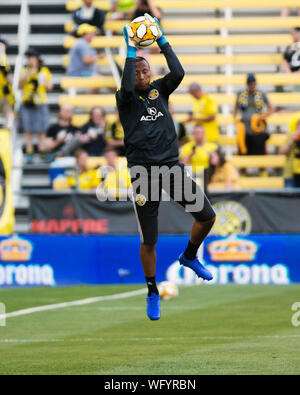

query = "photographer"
[19,48,53,164]
[0,37,14,129]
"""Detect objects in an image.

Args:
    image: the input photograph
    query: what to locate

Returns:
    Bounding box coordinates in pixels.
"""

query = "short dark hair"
[89,106,106,118]
[104,146,118,155]
[74,149,88,159]
[136,56,150,68]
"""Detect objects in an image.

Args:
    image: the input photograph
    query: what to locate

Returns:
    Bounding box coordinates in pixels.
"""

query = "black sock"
[184,241,200,260]
[145,276,159,296]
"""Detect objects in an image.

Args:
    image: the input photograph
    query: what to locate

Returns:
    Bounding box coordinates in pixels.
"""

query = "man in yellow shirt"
[71,147,130,195]
[185,82,219,143]
[0,37,14,128]
[19,48,53,163]
[180,125,218,177]
[280,115,300,188]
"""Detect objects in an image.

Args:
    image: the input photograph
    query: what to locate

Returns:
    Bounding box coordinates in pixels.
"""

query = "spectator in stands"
[132,0,162,21]
[0,37,14,129]
[282,28,300,74]
[280,116,300,188]
[109,0,136,20]
[179,124,218,178]
[19,48,53,164]
[79,106,107,156]
[168,102,188,147]
[98,146,131,198]
[208,148,240,190]
[67,23,104,77]
[43,104,78,160]
[72,0,107,36]
[73,148,100,190]
[233,73,274,156]
[185,82,220,144]
[106,110,126,156]
[280,120,300,188]
[281,8,300,17]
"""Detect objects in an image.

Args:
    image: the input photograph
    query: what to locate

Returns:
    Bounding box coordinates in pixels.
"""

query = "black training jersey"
[116,43,185,167]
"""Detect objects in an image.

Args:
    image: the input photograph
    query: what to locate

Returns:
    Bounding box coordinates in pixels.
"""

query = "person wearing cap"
[72,0,107,36]
[19,48,53,164]
[185,82,220,143]
[67,23,104,77]
[0,37,14,128]
[233,73,274,157]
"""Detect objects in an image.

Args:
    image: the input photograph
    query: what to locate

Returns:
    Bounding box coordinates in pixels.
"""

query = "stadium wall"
[0,234,298,287]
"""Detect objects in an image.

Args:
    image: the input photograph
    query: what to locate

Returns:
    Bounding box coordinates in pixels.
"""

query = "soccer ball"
[158,281,178,300]
[128,15,160,48]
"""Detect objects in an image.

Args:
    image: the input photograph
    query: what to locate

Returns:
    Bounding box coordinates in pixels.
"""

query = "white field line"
[0,288,147,321]
[1,335,300,345]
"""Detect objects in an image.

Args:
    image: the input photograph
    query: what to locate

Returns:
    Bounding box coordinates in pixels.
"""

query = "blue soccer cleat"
[147,293,161,320]
[179,253,213,281]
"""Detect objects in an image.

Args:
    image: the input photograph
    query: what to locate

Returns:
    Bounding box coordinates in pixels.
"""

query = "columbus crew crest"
[136,194,146,206]
[148,89,159,100]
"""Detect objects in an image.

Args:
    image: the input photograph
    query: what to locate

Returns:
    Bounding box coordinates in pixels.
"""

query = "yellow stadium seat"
[238,177,284,189]
[59,92,300,108]
[62,53,283,68]
[183,73,300,86]
[209,177,284,190]
[227,155,286,168]
[64,34,292,49]
[218,133,288,147]
[61,76,116,89]
[71,113,295,128]
[61,74,300,91]
[66,0,300,12]
[65,17,300,34]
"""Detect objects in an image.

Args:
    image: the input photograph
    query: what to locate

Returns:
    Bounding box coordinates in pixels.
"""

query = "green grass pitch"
[0,284,300,375]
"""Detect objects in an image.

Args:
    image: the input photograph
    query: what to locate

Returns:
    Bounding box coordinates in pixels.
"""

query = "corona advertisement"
[0,129,14,234]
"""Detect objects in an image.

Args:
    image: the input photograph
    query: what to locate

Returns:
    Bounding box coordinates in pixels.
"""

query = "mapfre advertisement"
[0,234,299,287]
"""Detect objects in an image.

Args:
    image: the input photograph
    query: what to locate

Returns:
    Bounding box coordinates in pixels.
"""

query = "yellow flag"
[0,129,15,235]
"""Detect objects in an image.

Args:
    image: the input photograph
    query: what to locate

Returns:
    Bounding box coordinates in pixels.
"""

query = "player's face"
[135,61,151,91]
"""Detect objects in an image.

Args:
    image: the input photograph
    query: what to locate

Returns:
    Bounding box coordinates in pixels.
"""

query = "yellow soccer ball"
[128,15,160,48]
[158,281,178,300]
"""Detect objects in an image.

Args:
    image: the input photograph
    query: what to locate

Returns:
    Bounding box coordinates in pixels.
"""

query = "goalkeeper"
[116,17,216,321]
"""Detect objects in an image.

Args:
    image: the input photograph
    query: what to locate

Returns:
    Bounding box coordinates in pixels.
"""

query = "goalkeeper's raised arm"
[153,15,185,96]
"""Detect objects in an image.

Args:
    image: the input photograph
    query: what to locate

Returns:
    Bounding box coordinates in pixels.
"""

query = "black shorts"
[130,162,216,245]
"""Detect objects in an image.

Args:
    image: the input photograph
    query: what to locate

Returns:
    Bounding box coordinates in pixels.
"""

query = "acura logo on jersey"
[148,107,157,116]
[141,107,164,121]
